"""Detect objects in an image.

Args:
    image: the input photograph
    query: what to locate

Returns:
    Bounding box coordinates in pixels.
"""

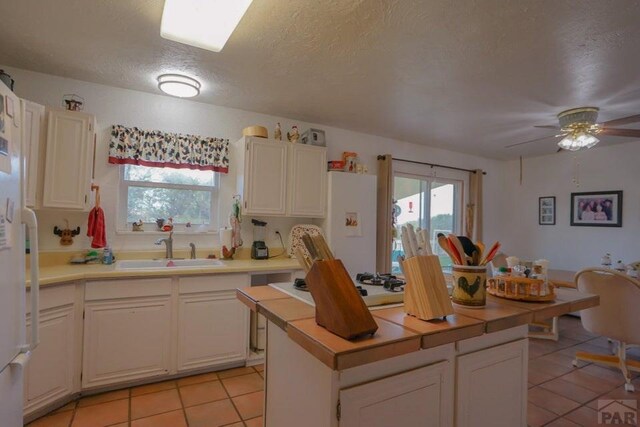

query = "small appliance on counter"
[251,219,269,260]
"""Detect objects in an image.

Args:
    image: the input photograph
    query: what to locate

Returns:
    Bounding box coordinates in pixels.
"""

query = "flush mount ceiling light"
[157,74,201,98]
[161,0,254,53]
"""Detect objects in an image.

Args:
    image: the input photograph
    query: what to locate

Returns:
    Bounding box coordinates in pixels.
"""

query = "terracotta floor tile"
[529,358,575,377]
[580,364,628,385]
[545,417,582,426]
[52,401,76,414]
[71,399,129,427]
[131,409,187,427]
[77,389,130,407]
[224,423,244,427]
[253,363,264,372]
[527,402,558,427]
[559,369,620,394]
[539,378,601,404]
[528,367,556,385]
[564,406,600,427]
[131,388,182,420]
[527,386,581,415]
[28,411,74,427]
[222,373,264,397]
[245,416,264,427]
[110,424,129,427]
[538,351,589,368]
[176,372,218,387]
[184,399,241,427]
[232,390,264,420]
[217,366,256,379]
[131,379,176,396]
[179,380,228,407]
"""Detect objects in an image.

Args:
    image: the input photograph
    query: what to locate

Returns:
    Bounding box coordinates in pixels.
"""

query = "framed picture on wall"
[539,196,555,225]
[570,191,623,227]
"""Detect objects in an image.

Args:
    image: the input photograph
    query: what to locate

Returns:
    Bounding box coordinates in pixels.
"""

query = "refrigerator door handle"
[9,351,31,369]
[21,207,39,351]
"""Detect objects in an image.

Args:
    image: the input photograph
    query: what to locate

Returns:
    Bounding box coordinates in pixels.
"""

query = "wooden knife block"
[401,255,454,321]
[305,259,379,340]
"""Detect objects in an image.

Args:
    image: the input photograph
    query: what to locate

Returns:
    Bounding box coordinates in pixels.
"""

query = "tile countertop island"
[237,285,598,427]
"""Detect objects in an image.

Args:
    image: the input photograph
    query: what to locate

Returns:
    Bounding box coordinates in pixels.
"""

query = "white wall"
[4,66,506,256]
[501,142,640,270]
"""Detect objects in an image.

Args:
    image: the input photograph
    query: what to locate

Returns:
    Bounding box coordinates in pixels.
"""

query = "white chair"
[574,268,640,391]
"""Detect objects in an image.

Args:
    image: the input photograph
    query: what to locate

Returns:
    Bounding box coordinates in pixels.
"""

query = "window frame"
[117,164,219,232]
[391,164,468,272]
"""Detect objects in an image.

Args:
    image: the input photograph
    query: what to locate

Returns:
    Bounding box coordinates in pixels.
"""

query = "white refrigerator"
[321,171,377,277]
[0,80,40,426]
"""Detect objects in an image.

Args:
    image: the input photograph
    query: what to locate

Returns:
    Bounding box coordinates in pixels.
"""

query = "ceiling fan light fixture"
[157,74,201,98]
[557,131,599,151]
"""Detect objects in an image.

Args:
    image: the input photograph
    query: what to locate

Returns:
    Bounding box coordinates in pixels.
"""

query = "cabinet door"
[177,290,248,371]
[82,296,172,389]
[244,138,287,215]
[24,305,76,414]
[288,144,327,217]
[339,361,453,427]
[22,101,45,208]
[456,339,528,427]
[42,110,95,210]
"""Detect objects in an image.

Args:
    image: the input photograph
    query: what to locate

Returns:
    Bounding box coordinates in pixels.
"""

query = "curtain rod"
[381,156,487,175]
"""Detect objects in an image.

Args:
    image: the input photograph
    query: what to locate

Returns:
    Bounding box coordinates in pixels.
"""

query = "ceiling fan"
[506,107,640,152]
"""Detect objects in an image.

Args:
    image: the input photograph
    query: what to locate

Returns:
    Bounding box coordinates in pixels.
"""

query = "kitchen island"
[237,285,598,427]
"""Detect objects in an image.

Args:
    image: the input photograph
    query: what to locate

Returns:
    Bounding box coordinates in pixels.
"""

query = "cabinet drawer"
[85,278,172,300]
[26,283,75,314]
[179,274,250,294]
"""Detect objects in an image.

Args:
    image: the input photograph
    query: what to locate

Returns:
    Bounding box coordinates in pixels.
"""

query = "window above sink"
[117,164,219,232]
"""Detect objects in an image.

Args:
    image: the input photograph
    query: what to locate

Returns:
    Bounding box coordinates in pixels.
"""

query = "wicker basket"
[487,276,556,302]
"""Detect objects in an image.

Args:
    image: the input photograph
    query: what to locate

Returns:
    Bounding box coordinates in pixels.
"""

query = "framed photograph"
[570,191,623,227]
[539,196,555,225]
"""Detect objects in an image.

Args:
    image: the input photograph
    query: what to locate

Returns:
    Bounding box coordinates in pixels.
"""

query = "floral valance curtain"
[108,125,230,173]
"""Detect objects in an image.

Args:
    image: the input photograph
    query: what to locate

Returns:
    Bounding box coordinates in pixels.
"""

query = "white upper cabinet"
[288,144,327,217]
[241,137,288,216]
[234,136,327,217]
[42,109,96,210]
[22,101,45,208]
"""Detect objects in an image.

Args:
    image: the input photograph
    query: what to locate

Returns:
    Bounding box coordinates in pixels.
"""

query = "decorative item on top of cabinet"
[287,125,300,143]
[300,128,326,146]
[242,125,268,138]
[342,151,358,172]
[53,220,80,246]
[62,94,84,111]
[274,122,282,141]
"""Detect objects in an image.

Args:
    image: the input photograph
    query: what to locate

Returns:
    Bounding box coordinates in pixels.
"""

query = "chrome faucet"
[189,242,196,260]
[155,232,174,259]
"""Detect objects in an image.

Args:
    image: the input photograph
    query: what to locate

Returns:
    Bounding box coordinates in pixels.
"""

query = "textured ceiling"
[1,0,640,159]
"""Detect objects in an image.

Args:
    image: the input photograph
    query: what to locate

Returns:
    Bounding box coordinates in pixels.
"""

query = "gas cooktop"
[270,274,405,308]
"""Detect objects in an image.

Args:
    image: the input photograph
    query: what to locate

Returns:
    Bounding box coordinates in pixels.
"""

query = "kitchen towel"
[87,207,107,248]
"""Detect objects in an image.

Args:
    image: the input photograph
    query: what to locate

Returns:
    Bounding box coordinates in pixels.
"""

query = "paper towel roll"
[219,228,233,258]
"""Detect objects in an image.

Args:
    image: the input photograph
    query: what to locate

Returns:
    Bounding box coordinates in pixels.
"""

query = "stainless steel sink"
[115,258,224,270]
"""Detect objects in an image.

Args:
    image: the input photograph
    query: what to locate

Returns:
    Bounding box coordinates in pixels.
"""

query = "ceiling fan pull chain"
[572,155,580,187]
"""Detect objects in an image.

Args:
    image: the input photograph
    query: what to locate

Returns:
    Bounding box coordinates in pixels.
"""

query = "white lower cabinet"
[455,338,528,427]
[177,290,248,371]
[339,361,453,427]
[24,284,81,416]
[82,278,172,389]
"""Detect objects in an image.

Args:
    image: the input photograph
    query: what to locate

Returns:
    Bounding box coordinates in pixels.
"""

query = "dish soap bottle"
[103,247,113,265]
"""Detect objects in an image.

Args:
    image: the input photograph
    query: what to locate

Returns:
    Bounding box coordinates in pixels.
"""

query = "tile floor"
[27,364,264,427]
[26,316,640,427]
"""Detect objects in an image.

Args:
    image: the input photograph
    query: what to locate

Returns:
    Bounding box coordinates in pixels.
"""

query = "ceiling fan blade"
[599,128,640,138]
[600,114,640,127]
[505,134,557,149]
[534,125,561,130]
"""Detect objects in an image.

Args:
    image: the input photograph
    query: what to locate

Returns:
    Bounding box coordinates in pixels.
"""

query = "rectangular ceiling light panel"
[161,0,253,52]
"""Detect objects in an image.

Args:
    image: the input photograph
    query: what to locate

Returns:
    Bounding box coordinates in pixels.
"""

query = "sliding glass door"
[392,174,462,273]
